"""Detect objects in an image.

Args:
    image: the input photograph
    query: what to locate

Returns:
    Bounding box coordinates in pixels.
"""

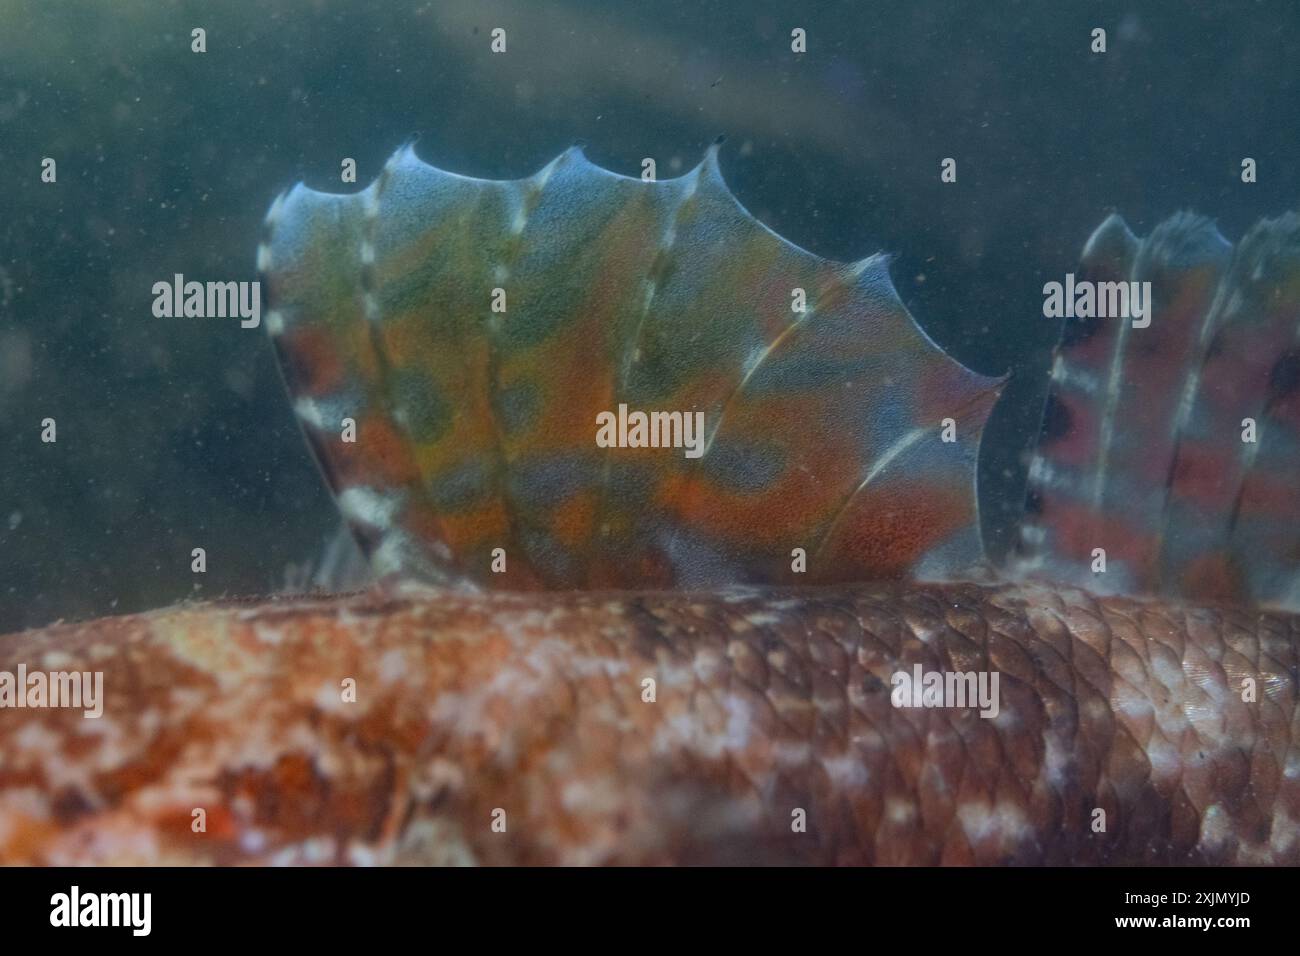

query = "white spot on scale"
[851,729,886,750]
[822,754,868,788]
[1042,735,1070,786]
[378,648,408,684]
[1150,652,1188,693]
[654,693,752,758]
[301,836,337,864]
[886,798,915,825]
[560,781,627,828]
[256,244,272,272]
[360,241,376,266]
[265,309,285,336]
[494,264,509,284]
[772,741,811,765]
[314,680,354,714]
[1115,692,1154,724]
[1268,808,1299,855]
[14,721,61,752]
[254,625,285,646]
[957,800,1032,846]
[1284,752,1300,781]
[1198,803,1232,850]
[907,619,942,644]
[1143,734,1182,780]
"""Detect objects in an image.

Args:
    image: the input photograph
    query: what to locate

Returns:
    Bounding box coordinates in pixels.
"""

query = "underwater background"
[2,0,1298,632]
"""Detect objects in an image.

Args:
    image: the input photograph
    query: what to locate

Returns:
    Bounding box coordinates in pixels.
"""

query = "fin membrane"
[259,144,1002,589]
[1019,211,1300,609]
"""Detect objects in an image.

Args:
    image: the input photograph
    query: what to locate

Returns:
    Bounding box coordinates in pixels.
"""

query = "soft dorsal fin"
[1018,210,1300,608]
[259,144,1002,588]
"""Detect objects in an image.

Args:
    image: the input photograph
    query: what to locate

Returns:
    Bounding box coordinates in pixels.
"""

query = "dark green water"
[2,0,1298,631]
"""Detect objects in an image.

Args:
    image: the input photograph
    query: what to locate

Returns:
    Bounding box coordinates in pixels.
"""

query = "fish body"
[2,580,1296,865]
[4,146,1298,865]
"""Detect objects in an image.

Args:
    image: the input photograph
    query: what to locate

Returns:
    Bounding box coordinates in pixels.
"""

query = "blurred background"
[2,0,1298,631]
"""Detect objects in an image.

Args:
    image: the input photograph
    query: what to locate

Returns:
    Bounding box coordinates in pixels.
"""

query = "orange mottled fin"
[259,144,1003,588]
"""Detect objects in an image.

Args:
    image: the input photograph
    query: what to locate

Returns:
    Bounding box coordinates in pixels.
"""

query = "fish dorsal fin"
[1018,210,1300,608]
[259,144,1002,588]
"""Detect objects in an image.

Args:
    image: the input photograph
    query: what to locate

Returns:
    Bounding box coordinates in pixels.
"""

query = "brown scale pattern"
[0,581,1296,864]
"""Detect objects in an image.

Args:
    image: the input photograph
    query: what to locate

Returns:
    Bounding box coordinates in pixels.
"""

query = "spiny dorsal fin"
[1018,210,1300,609]
[259,144,1002,588]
